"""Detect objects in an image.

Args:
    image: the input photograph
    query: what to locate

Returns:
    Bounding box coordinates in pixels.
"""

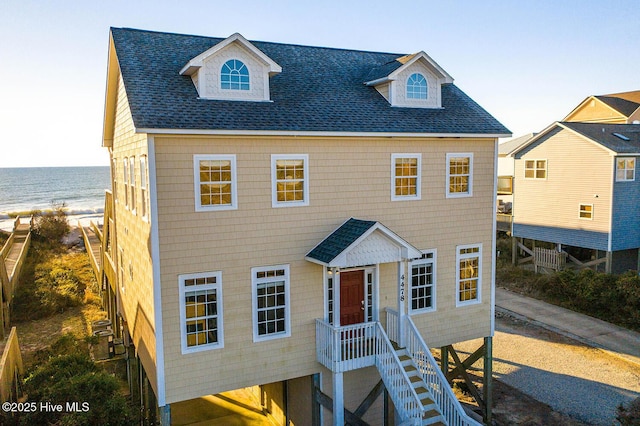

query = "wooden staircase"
[397,348,446,426]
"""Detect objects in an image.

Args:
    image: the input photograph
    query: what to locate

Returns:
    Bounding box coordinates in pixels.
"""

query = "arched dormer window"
[221,59,250,90]
[407,73,427,100]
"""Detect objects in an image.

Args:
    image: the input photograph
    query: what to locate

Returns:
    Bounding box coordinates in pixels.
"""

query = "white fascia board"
[388,51,454,84]
[136,127,510,139]
[364,76,393,86]
[180,32,282,76]
[328,223,422,268]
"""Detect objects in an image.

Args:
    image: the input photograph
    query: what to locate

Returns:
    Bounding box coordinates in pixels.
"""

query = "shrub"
[617,397,640,425]
[19,353,136,426]
[32,202,70,244]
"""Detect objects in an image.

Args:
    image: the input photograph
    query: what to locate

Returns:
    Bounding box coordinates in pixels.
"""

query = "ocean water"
[0,166,111,231]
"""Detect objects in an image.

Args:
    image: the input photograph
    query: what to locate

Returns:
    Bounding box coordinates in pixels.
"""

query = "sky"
[1,1,638,168]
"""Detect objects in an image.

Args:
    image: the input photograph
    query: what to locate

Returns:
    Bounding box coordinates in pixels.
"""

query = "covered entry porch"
[306,218,478,425]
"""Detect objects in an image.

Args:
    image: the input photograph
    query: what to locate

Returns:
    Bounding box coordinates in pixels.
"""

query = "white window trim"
[446,153,473,198]
[123,157,129,209]
[129,156,136,215]
[140,155,149,221]
[391,153,422,201]
[409,249,437,314]
[615,157,636,182]
[179,271,224,354]
[251,264,291,342]
[194,154,238,212]
[579,203,594,220]
[455,244,482,307]
[524,158,547,180]
[271,154,309,208]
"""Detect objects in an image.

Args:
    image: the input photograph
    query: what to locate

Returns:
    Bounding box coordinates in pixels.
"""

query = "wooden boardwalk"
[81,223,103,282]
[0,217,33,338]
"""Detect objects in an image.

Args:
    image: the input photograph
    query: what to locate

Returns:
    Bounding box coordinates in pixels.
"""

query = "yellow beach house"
[100,27,510,425]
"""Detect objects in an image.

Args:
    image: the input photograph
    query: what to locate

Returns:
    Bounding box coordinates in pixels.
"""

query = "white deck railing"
[315,319,425,423]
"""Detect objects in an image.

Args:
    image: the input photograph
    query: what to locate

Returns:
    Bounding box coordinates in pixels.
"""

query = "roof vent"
[613,132,630,141]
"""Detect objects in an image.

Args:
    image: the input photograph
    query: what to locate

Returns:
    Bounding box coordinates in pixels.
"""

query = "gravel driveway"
[454,313,640,425]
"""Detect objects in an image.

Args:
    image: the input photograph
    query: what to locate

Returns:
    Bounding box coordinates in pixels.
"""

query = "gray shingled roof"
[110,28,509,135]
[306,218,377,265]
[561,122,640,153]
[595,96,640,117]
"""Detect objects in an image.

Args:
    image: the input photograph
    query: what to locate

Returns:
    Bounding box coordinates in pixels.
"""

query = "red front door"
[340,270,365,326]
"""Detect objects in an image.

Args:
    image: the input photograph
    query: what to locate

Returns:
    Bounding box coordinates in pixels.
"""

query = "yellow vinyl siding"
[111,75,157,391]
[154,135,496,402]
[514,129,612,233]
[566,99,628,123]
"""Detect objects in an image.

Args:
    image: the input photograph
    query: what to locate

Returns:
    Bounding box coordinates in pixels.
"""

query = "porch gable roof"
[305,218,422,268]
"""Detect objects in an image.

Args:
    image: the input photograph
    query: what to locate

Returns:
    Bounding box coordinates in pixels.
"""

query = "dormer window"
[364,51,453,109]
[179,33,282,102]
[221,59,250,91]
[407,73,427,100]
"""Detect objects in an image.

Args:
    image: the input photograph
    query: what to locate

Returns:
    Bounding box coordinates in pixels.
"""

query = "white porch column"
[397,259,408,348]
[333,371,344,425]
[332,268,340,327]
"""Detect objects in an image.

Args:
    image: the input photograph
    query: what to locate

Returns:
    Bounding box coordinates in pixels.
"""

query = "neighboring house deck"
[101,27,509,425]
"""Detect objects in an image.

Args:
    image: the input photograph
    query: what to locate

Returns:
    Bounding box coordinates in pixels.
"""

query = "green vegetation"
[2,212,138,425]
[31,202,71,245]
[496,237,640,332]
[617,397,640,426]
[12,245,95,322]
[1,335,136,426]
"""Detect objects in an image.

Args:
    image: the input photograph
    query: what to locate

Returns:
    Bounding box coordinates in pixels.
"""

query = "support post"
[159,404,171,426]
[440,346,449,378]
[332,372,344,426]
[483,336,493,425]
[606,251,612,274]
[312,374,321,426]
[511,236,517,266]
[333,268,340,327]
[397,260,407,348]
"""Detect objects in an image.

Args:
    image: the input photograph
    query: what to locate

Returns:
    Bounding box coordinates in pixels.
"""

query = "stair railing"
[404,316,481,426]
[374,321,424,424]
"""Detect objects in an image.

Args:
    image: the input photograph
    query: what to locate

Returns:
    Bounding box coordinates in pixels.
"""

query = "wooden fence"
[0,327,23,402]
[534,247,566,273]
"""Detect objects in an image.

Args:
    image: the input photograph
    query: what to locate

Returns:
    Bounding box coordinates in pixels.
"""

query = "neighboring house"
[101,27,509,425]
[563,90,640,124]
[496,134,536,233]
[510,121,640,273]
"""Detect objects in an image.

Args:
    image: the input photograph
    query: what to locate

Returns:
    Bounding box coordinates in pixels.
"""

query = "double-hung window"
[579,204,593,219]
[456,244,482,306]
[123,158,129,208]
[524,159,547,179]
[252,265,290,342]
[392,154,421,200]
[447,153,473,197]
[616,157,635,182]
[179,272,224,353]
[271,154,309,207]
[194,155,238,211]
[140,156,148,220]
[129,156,136,214]
[410,250,436,314]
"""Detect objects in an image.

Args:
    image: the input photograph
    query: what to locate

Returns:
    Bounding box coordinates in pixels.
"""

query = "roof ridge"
[111,26,406,57]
